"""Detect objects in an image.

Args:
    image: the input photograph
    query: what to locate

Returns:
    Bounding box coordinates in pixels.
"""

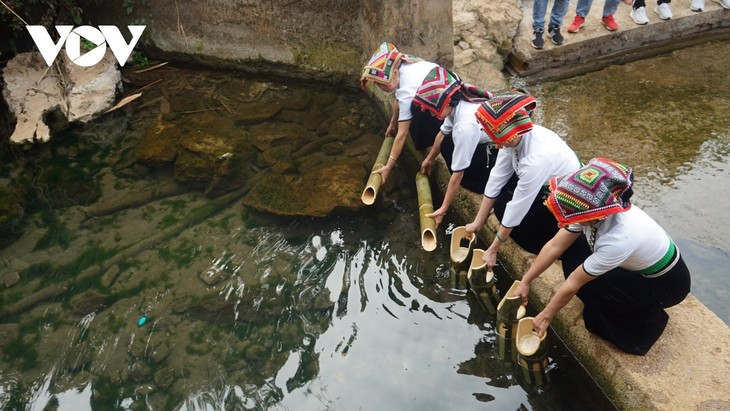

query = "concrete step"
[510,0,730,84]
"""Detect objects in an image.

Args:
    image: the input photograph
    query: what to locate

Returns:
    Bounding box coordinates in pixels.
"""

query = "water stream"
[1,38,727,410]
[535,38,730,324]
[0,65,614,409]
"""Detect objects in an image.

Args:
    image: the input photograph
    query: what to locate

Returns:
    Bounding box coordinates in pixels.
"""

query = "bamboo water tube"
[415,172,437,252]
[449,226,475,272]
[467,248,500,315]
[497,280,526,364]
[361,137,395,205]
[515,317,550,387]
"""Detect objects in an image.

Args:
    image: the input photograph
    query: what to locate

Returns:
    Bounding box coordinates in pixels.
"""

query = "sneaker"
[532,29,544,49]
[690,0,704,11]
[601,14,619,31]
[568,15,585,33]
[714,0,730,9]
[655,3,672,19]
[548,25,564,45]
[630,7,649,25]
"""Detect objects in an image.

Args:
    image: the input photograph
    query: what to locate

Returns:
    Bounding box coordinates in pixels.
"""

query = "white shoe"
[714,0,730,9]
[690,0,704,10]
[630,7,649,25]
[655,3,673,19]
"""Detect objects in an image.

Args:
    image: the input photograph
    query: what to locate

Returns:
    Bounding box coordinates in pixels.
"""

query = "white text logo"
[26,25,146,67]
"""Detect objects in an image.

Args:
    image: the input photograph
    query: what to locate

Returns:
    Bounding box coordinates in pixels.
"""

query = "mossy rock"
[241,158,365,217]
[0,186,25,248]
[137,117,179,168]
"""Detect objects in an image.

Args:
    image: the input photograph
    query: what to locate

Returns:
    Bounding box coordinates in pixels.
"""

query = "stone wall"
[83,0,453,88]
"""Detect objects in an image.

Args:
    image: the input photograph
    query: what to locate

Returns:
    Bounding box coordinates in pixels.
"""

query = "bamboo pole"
[415,171,437,252]
[450,226,475,272]
[361,137,394,205]
[516,317,550,386]
[497,280,527,364]
[467,248,500,315]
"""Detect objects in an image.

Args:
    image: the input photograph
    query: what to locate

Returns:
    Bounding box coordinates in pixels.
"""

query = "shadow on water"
[0,65,616,409]
[535,39,730,325]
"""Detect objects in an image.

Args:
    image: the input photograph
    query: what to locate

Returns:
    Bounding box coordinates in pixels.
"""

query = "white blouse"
[395,60,438,122]
[484,125,581,228]
[440,100,490,172]
[566,206,675,277]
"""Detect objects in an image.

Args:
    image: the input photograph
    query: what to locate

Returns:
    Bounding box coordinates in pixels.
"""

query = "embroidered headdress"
[475,93,537,146]
[545,157,634,226]
[360,42,421,90]
[414,67,495,118]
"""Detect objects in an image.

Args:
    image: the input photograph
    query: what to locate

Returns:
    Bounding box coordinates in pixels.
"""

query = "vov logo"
[26,25,146,67]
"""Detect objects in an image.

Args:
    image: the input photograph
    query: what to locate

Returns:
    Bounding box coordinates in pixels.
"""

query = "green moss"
[2,336,39,371]
[33,211,74,251]
[158,213,180,228]
[160,199,187,212]
[157,238,198,268]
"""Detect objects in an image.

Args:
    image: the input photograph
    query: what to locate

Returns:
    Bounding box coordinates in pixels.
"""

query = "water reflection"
[0,66,615,410]
[535,39,730,324]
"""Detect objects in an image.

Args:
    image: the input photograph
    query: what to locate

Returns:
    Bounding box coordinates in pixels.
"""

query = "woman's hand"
[464,222,481,239]
[515,281,530,306]
[426,208,446,226]
[532,311,553,338]
[385,123,397,137]
[372,164,393,184]
[482,247,498,271]
[420,158,432,175]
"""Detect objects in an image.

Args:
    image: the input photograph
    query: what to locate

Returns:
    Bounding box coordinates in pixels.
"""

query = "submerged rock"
[1,50,121,144]
[242,158,365,217]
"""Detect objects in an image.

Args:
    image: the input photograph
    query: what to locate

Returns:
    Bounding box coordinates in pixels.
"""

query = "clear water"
[0,66,615,409]
[535,38,730,325]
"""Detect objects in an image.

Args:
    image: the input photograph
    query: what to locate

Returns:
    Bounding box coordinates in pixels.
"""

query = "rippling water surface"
[536,39,730,324]
[0,66,614,410]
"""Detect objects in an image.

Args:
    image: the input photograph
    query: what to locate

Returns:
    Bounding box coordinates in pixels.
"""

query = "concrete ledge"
[509,0,730,84]
[426,154,730,410]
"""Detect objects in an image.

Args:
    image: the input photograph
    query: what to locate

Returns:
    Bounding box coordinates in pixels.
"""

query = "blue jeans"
[533,0,570,31]
[576,0,622,17]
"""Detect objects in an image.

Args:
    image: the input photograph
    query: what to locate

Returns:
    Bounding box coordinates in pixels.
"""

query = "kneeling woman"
[414,66,497,224]
[516,158,691,355]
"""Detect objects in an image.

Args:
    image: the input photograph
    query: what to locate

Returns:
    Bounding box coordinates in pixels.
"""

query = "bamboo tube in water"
[361,136,395,205]
[450,226,475,272]
[415,172,437,252]
[515,316,550,387]
[497,280,527,364]
[467,248,501,315]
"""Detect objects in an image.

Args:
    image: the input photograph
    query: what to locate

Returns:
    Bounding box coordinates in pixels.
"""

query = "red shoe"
[602,14,619,31]
[567,15,585,33]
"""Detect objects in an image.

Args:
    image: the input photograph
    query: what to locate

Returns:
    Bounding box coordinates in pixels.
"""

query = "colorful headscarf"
[360,42,421,90]
[475,93,537,146]
[545,157,634,226]
[413,67,462,118]
[414,67,495,118]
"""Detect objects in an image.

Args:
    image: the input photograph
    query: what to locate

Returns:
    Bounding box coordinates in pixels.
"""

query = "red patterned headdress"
[360,42,421,90]
[475,93,537,146]
[545,157,634,226]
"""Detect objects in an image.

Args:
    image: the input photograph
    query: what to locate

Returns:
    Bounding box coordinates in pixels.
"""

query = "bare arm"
[465,195,497,236]
[427,170,463,226]
[420,131,445,175]
[385,99,399,137]
[516,228,581,304]
[373,119,411,183]
[532,266,596,337]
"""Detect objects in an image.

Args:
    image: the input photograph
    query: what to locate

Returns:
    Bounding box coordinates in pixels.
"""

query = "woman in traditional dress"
[465,92,585,261]
[516,158,691,355]
[412,66,498,224]
[360,42,442,184]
